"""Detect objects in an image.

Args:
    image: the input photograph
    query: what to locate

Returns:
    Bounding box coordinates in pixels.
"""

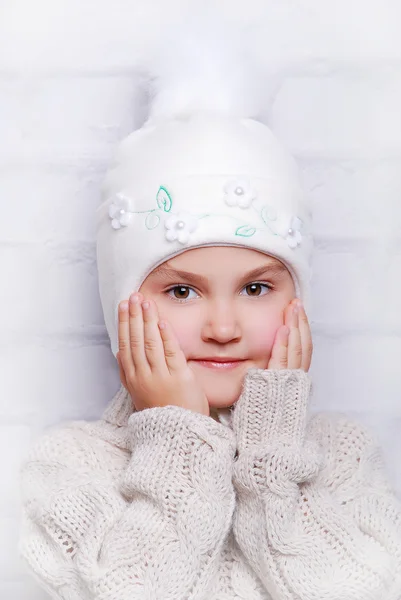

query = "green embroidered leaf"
[145,212,160,230]
[235,225,256,237]
[261,205,278,224]
[156,186,172,212]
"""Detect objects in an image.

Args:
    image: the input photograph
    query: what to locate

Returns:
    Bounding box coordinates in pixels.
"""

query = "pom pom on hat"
[143,11,270,122]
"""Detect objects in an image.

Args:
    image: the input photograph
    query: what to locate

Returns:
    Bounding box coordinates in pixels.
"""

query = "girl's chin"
[192,371,245,410]
[207,396,239,410]
[188,359,268,409]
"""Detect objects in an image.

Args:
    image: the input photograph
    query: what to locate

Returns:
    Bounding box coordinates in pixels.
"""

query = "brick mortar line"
[2,59,401,78]
[2,153,401,170]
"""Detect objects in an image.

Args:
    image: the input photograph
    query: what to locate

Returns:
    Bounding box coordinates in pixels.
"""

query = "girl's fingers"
[118,301,137,379]
[297,304,313,371]
[116,351,128,389]
[128,293,148,372]
[158,320,188,373]
[141,299,168,372]
[268,325,289,369]
[287,303,303,370]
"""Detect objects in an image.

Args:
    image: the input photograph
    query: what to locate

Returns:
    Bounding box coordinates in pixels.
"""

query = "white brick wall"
[1,1,400,597]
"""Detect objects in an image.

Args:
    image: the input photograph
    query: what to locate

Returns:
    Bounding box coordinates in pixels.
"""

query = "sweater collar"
[101,384,233,428]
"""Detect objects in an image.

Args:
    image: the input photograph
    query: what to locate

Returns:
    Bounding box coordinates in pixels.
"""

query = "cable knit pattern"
[19,405,237,599]
[18,370,401,599]
[232,369,401,600]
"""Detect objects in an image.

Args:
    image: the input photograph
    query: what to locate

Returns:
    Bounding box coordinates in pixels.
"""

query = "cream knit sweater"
[19,369,401,600]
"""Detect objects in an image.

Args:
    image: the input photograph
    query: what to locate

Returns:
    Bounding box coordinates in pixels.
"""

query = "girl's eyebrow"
[153,262,288,286]
[239,263,288,280]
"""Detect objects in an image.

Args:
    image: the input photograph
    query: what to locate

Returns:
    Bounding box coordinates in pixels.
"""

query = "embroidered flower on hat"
[224,178,257,209]
[108,193,133,229]
[106,184,304,252]
[165,211,199,244]
[274,216,303,249]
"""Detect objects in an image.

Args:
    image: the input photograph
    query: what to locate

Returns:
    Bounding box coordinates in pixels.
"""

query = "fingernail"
[142,301,150,310]
[130,293,139,304]
[120,301,129,311]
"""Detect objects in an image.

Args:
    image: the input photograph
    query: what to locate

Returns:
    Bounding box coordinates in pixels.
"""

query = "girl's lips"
[191,360,246,370]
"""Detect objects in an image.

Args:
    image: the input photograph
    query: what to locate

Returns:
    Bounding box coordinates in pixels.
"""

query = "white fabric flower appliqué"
[276,216,303,249]
[108,194,133,230]
[165,212,199,244]
[224,178,257,209]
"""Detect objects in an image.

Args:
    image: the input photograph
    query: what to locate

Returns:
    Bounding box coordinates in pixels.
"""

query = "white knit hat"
[96,17,313,358]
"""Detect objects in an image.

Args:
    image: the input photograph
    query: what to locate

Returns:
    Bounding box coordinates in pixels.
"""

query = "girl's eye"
[240,282,272,297]
[166,286,199,302]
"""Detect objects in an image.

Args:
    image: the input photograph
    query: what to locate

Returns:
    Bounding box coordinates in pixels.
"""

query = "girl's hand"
[267,299,313,372]
[116,293,210,416]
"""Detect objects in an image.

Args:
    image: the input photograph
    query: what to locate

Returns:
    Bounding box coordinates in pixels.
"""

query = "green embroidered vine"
[122,186,174,231]
[112,185,283,239]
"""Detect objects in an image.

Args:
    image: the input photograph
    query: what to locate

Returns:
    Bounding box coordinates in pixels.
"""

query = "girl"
[18,15,401,600]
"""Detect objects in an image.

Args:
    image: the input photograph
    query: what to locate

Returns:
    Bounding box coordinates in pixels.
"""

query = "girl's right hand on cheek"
[116,293,210,417]
[267,299,312,372]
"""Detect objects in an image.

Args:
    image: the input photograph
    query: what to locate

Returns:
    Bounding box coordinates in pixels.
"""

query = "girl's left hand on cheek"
[267,299,313,372]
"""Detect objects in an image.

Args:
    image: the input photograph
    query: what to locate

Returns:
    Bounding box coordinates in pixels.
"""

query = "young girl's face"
[139,246,296,409]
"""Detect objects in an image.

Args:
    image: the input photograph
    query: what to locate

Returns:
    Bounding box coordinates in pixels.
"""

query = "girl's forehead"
[149,246,289,280]
[168,246,283,267]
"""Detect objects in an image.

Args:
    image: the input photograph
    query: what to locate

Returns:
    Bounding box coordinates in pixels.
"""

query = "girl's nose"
[201,302,242,344]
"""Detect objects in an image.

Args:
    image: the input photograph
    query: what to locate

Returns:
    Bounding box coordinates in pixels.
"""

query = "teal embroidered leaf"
[235,225,256,237]
[145,212,160,230]
[156,186,172,212]
[261,205,278,224]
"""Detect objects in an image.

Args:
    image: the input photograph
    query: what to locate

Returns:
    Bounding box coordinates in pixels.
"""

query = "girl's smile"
[189,358,248,370]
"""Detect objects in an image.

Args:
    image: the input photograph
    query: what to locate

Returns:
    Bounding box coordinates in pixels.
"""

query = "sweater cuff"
[121,405,236,512]
[232,368,312,453]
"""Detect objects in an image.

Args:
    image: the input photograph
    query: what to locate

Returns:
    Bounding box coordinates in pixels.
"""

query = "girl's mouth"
[191,359,246,370]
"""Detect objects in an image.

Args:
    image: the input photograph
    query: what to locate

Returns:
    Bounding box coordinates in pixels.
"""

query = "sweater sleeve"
[231,368,401,600]
[18,405,236,600]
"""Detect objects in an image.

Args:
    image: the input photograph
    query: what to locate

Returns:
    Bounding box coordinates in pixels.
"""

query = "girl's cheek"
[247,320,280,357]
[154,300,197,355]
[164,317,196,356]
